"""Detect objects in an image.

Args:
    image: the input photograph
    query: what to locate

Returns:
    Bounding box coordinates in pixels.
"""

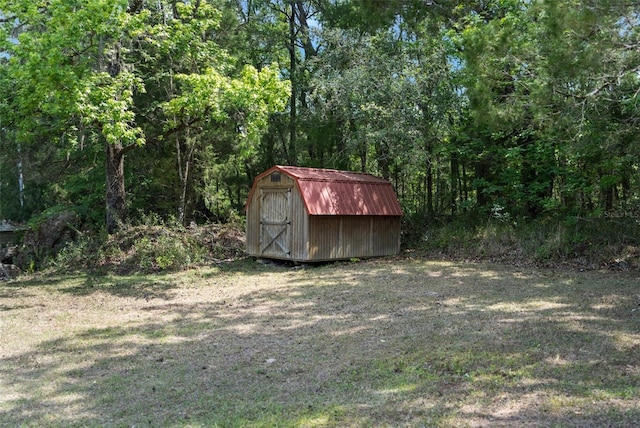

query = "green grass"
[1,258,639,427]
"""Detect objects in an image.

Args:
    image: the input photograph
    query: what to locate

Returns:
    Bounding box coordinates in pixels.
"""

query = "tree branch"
[120,142,139,156]
[145,109,210,146]
[0,15,17,23]
[127,0,144,14]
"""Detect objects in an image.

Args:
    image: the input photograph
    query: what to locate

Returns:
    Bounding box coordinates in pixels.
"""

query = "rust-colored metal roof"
[249,165,403,216]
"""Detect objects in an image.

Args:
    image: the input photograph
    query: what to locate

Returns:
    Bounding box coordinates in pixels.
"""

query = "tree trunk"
[450,152,459,216]
[106,142,126,234]
[287,0,297,165]
[177,130,196,225]
[104,39,128,234]
[475,159,492,209]
[426,142,434,218]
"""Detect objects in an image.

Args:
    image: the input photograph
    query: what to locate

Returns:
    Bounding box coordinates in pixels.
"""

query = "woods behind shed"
[245,165,402,262]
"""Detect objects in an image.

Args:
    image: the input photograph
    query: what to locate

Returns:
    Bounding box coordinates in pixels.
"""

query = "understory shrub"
[131,232,201,271]
[45,221,245,274]
[413,214,640,268]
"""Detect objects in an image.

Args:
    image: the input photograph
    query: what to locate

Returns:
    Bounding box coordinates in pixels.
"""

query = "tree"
[4,0,640,238]
[0,0,289,231]
[1,1,149,232]
[450,0,640,218]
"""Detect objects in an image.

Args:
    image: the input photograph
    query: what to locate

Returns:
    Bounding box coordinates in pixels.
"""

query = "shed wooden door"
[259,188,291,258]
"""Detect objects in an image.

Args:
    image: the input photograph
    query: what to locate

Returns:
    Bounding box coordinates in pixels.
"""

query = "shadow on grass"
[1,259,639,427]
[5,257,297,301]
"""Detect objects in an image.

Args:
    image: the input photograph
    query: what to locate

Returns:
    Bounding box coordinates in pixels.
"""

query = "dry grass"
[1,257,639,427]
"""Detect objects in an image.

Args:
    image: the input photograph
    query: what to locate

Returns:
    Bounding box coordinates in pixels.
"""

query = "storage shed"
[0,221,26,247]
[245,165,402,262]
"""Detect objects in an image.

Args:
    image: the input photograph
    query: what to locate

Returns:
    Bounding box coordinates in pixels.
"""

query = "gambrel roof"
[248,165,403,216]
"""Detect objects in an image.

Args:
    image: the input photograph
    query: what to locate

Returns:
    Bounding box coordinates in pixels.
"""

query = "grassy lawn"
[1,257,639,427]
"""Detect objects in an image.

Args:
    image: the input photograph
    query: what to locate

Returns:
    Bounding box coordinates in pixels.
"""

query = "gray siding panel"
[306,216,400,261]
[288,186,308,260]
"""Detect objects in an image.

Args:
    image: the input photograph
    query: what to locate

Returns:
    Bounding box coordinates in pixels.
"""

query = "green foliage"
[132,233,198,272]
[159,62,289,222]
[162,63,289,153]
[48,233,99,272]
[0,0,290,230]
[444,0,640,221]
[3,0,640,264]
[1,0,144,145]
[119,216,207,272]
[308,24,458,197]
[415,212,640,267]
[47,223,211,274]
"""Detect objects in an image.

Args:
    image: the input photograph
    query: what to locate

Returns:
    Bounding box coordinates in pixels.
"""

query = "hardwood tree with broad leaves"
[0,0,289,232]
